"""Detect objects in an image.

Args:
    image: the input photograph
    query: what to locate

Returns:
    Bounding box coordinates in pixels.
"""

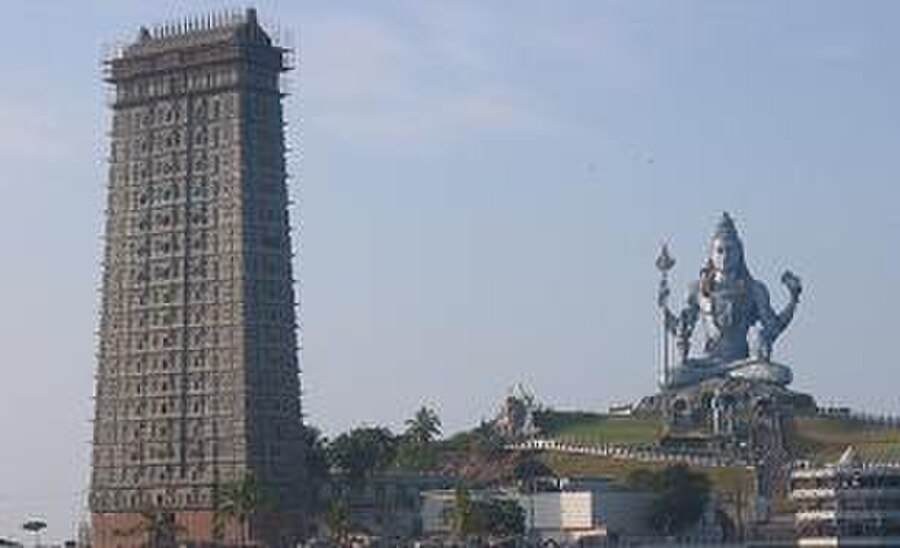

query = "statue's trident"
[656,244,676,388]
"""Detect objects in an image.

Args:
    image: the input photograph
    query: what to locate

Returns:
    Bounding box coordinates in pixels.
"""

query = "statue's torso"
[696,278,759,363]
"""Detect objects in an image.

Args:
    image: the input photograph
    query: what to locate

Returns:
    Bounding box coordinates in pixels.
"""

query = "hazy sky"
[2,0,900,542]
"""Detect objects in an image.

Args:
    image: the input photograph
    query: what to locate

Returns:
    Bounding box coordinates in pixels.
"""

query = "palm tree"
[114,509,184,548]
[404,406,442,446]
[397,406,443,470]
[322,499,351,547]
[215,474,270,546]
[451,485,481,541]
[301,425,331,519]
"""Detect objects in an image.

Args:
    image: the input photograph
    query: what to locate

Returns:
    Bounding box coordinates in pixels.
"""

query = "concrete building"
[329,472,456,542]
[420,477,655,544]
[90,9,304,546]
[791,447,900,546]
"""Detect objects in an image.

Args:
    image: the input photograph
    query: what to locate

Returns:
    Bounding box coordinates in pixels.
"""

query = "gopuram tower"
[90,9,304,546]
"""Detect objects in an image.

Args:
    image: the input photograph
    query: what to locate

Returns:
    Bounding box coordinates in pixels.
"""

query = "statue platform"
[725,358,792,386]
[665,358,792,389]
[635,375,816,425]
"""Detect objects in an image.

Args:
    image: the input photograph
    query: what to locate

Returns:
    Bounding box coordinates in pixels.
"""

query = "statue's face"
[710,235,743,274]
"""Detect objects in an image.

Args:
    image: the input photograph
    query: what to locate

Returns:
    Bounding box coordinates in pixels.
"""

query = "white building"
[421,477,655,544]
[791,447,900,546]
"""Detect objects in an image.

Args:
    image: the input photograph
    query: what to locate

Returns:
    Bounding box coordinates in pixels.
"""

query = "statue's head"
[708,212,748,278]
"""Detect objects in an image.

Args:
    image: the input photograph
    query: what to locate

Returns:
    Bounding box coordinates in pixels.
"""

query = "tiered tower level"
[91,9,303,545]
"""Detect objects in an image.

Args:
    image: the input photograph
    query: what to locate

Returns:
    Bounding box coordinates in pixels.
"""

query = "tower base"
[92,510,304,547]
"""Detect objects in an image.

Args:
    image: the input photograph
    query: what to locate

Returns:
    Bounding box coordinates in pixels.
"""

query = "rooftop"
[122,8,273,57]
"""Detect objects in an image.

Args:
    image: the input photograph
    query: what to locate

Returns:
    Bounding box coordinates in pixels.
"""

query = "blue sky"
[1,0,899,542]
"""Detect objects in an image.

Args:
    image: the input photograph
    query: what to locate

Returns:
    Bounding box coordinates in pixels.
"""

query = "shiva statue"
[657,213,802,389]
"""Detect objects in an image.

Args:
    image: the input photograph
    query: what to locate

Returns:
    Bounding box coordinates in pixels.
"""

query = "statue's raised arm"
[754,270,802,361]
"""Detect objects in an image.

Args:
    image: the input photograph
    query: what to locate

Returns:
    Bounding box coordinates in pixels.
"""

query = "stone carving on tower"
[656,212,802,389]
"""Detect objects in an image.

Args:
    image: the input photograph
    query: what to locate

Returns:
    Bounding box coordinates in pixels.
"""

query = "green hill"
[789,416,900,463]
[533,410,662,446]
[540,451,754,494]
[436,410,900,506]
[534,409,900,463]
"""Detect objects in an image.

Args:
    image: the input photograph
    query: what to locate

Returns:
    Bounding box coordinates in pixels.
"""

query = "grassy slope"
[789,416,900,463]
[535,411,751,502]
[537,410,900,463]
[534,411,754,509]
[533,411,900,515]
[535,410,663,446]
[435,411,900,514]
[541,452,755,497]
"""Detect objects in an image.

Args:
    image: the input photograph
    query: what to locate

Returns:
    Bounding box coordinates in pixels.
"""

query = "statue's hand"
[781,270,802,301]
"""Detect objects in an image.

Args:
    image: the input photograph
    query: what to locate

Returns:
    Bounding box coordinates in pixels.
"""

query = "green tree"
[323,499,351,547]
[451,488,525,542]
[301,425,331,518]
[450,485,483,540]
[482,499,526,539]
[397,406,443,469]
[625,468,659,490]
[469,420,505,459]
[627,465,711,537]
[512,452,554,490]
[327,427,397,485]
[405,405,442,446]
[215,474,271,546]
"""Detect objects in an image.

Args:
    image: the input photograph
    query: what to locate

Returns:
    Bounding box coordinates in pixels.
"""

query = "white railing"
[815,407,900,428]
[506,438,746,468]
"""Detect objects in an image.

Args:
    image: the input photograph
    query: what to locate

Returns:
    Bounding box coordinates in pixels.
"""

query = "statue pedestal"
[725,358,793,386]
[663,358,793,390]
[665,361,719,389]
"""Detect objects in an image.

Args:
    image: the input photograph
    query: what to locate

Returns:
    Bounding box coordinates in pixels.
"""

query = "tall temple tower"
[91,9,304,545]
